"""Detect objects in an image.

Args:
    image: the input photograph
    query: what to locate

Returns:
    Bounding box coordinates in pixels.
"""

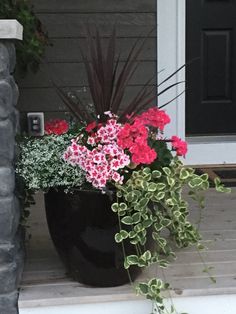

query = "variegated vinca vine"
[112,158,230,314]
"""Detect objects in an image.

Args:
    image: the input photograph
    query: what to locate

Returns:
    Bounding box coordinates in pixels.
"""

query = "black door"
[186,0,236,136]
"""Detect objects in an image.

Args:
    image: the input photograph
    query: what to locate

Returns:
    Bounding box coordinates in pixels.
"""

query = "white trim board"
[157,0,236,165]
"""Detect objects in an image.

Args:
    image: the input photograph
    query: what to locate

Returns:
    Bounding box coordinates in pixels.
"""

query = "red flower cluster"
[45,119,69,135]
[117,116,157,165]
[171,136,188,156]
[136,107,171,131]
[117,120,148,148]
[130,143,157,165]
[85,121,97,132]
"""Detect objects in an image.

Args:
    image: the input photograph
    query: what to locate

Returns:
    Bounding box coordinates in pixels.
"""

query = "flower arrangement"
[16,27,230,314]
[63,108,184,190]
[60,107,230,313]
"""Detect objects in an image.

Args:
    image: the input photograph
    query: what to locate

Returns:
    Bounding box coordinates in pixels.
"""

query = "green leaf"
[156,183,166,190]
[167,176,175,187]
[139,197,149,207]
[114,233,122,243]
[152,231,160,241]
[125,192,135,202]
[154,223,163,232]
[155,192,165,200]
[143,219,153,228]
[214,178,231,193]
[180,168,190,180]
[132,212,141,224]
[148,182,157,192]
[140,180,149,190]
[129,231,136,239]
[126,255,139,265]
[157,237,167,248]
[124,259,129,269]
[142,250,151,261]
[161,218,171,227]
[120,230,129,239]
[163,167,171,176]
[121,216,133,225]
[197,243,206,250]
[137,283,149,295]
[143,167,151,175]
[116,191,122,198]
[111,203,119,212]
[119,202,128,211]
[152,170,162,179]
[200,173,209,181]
[189,177,203,188]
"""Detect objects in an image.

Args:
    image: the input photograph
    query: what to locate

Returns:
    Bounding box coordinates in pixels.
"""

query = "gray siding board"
[46,38,156,63]
[18,62,156,88]
[33,0,156,13]
[38,13,156,38]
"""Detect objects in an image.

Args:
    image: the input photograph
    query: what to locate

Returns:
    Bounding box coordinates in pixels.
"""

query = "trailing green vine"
[112,159,230,313]
[0,0,49,75]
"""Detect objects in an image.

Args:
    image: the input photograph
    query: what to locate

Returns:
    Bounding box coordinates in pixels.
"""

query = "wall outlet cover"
[27,112,45,136]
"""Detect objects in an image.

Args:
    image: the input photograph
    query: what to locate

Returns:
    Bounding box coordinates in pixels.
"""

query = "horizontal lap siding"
[17,0,157,129]
[33,1,156,13]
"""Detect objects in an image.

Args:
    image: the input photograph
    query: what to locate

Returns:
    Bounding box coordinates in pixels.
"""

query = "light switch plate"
[27,112,44,136]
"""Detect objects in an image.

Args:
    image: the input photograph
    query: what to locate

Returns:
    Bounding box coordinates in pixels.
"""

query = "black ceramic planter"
[44,188,141,287]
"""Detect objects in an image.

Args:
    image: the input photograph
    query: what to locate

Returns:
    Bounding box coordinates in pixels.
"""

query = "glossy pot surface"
[44,188,140,287]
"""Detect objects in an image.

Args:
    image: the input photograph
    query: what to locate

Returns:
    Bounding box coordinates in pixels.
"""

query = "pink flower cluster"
[64,119,130,189]
[171,136,188,156]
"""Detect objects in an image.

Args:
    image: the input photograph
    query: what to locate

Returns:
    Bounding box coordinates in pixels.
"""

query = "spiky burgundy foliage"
[56,26,185,123]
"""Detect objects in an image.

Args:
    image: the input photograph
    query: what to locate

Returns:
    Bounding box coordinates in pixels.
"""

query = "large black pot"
[44,188,141,287]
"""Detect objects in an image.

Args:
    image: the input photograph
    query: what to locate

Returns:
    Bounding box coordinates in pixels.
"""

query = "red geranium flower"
[85,121,97,132]
[45,119,69,135]
[171,136,188,156]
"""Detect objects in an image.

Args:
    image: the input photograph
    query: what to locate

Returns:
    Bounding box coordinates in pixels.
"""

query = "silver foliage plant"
[16,134,85,191]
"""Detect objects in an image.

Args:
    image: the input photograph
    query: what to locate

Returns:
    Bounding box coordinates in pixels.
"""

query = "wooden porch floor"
[19,188,236,308]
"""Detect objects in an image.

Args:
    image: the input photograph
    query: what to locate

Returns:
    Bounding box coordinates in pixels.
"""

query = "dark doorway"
[186,0,236,136]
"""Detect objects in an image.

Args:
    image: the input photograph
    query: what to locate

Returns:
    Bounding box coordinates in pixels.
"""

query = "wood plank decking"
[19,188,236,308]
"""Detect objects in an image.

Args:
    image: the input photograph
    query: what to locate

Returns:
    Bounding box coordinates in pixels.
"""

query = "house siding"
[17,0,157,128]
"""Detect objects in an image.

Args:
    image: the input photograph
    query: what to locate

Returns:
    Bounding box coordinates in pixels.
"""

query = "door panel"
[186,0,236,135]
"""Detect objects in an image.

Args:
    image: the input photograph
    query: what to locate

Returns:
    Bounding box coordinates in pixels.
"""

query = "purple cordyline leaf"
[157,81,185,97]
[84,28,104,114]
[120,75,156,119]
[104,27,116,111]
[111,38,145,113]
[95,28,106,112]
[159,90,185,109]
[80,47,103,117]
[109,53,120,112]
[158,64,185,87]
[112,61,140,114]
[120,86,156,121]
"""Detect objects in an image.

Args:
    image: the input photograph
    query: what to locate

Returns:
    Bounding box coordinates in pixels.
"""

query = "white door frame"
[157,0,236,165]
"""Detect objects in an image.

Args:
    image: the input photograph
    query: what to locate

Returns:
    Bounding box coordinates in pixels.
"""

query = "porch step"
[19,294,236,314]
